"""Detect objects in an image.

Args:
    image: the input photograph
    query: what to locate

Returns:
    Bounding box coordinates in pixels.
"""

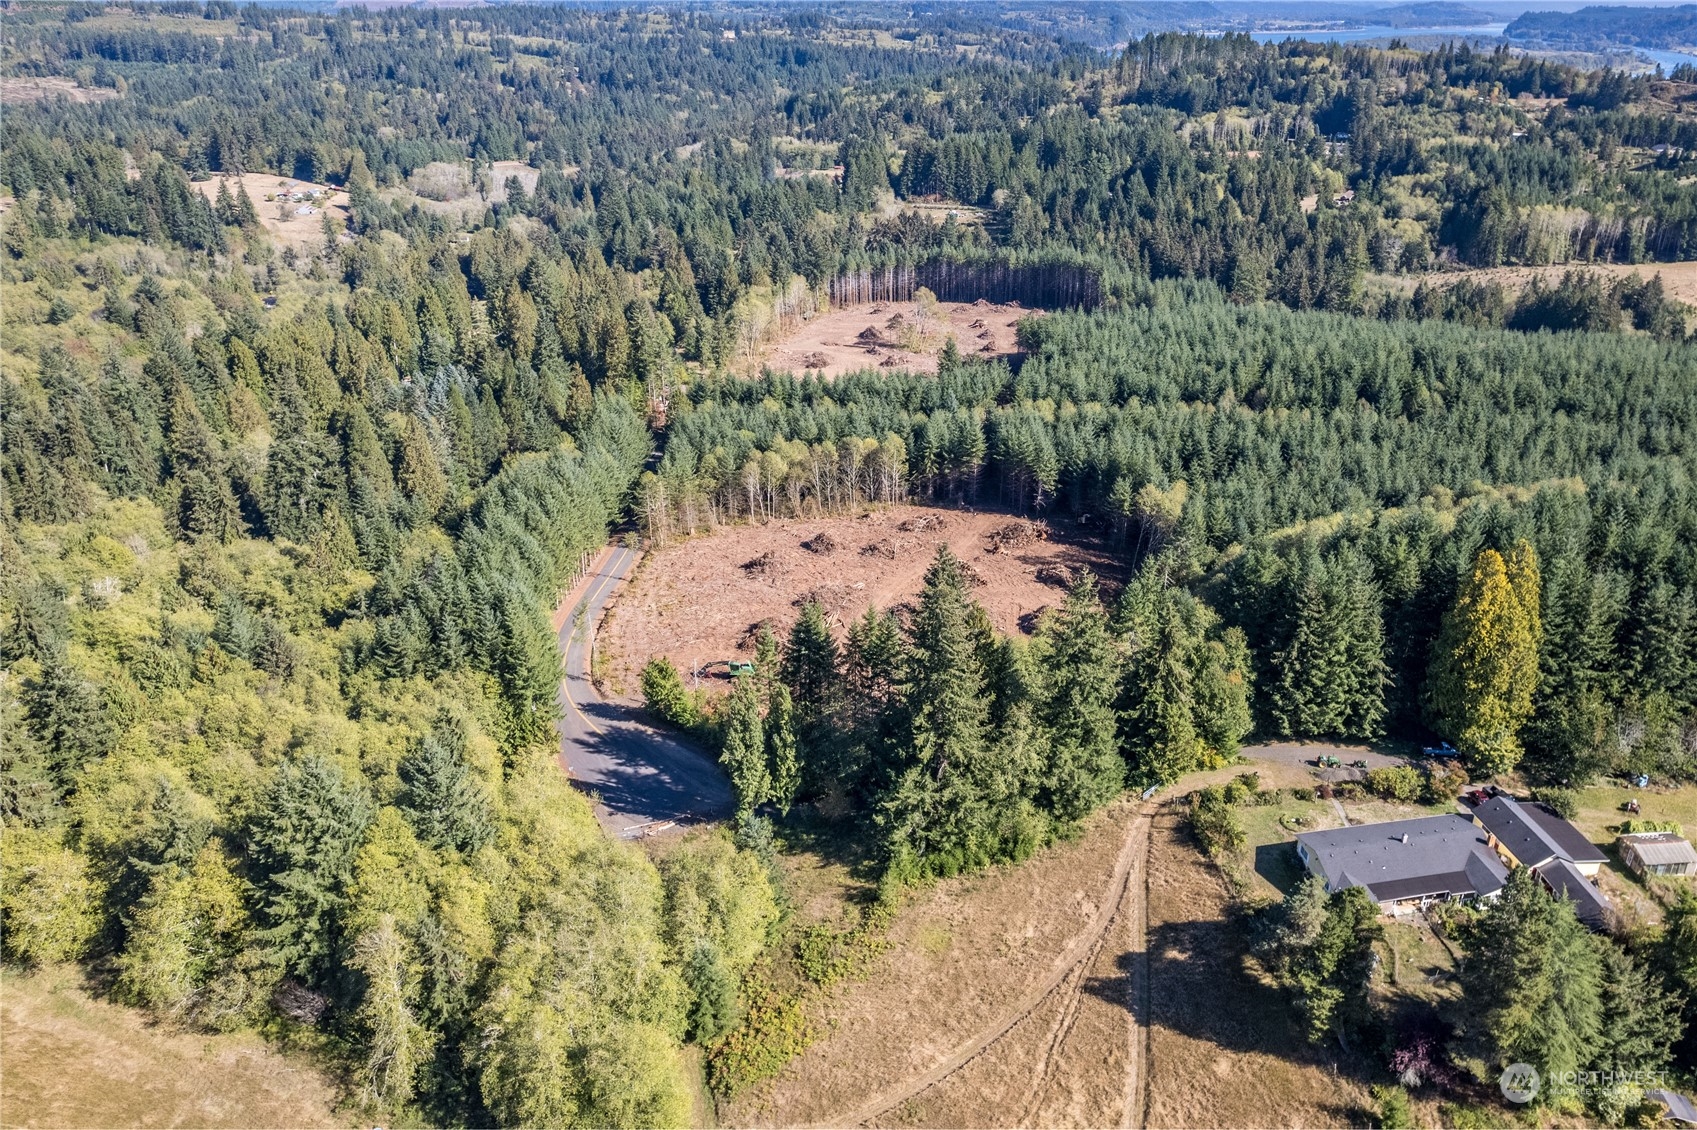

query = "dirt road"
[824,803,1157,1128]
[553,545,734,836]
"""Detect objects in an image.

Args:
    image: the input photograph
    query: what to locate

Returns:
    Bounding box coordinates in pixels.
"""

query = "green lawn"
[1237,799,1334,898]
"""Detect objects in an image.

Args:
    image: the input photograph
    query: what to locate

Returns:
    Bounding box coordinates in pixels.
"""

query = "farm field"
[754,297,1032,378]
[597,505,1117,700]
[0,967,344,1129]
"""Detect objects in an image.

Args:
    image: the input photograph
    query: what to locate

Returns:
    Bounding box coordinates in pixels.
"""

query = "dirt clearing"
[0,77,118,105]
[190,172,351,255]
[1,966,344,1129]
[756,298,1034,377]
[598,506,1116,700]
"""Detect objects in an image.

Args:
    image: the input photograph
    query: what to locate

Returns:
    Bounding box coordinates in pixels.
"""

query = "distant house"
[1294,815,1508,911]
[295,205,316,216]
[1471,795,1608,875]
[1620,832,1697,878]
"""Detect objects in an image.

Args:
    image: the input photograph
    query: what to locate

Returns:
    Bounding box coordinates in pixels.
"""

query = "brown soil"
[756,299,1034,378]
[189,172,351,254]
[599,506,1117,699]
[1,966,344,1129]
[1378,261,1697,307]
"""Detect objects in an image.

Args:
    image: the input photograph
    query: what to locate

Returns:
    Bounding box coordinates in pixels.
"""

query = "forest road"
[554,544,735,836]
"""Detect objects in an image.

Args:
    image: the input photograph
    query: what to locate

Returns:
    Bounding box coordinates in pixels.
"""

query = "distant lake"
[1247,24,1697,72]
[1247,24,1508,46]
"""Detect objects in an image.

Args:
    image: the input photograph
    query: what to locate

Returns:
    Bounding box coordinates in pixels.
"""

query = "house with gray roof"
[1294,814,1509,911]
[1540,858,1613,928]
[1471,795,1608,875]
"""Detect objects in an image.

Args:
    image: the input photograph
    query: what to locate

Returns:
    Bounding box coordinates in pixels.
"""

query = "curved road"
[555,545,735,837]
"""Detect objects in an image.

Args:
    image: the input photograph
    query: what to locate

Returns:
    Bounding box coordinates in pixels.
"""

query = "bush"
[1531,787,1577,819]
[1366,765,1424,804]
[1190,786,1245,858]
[1370,1084,1414,1130]
[1422,762,1470,805]
[1621,818,1683,836]
[1437,1101,1505,1130]
[704,981,812,1100]
[1223,773,1258,806]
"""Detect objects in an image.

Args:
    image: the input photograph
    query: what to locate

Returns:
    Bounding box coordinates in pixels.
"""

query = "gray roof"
[1539,858,1612,927]
[1473,796,1606,866]
[1648,1090,1697,1125]
[1296,815,1508,903]
[1620,832,1697,868]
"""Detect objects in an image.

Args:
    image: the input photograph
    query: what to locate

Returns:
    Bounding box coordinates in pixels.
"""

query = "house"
[295,205,316,216]
[1294,815,1508,911]
[1540,858,1613,928]
[1471,795,1608,875]
[1620,832,1697,878]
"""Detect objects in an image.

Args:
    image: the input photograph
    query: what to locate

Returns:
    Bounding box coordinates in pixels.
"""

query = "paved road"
[555,545,735,837]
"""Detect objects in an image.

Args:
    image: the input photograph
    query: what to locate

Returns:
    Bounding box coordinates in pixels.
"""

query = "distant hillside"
[1372,2,1496,28]
[1506,4,1697,50]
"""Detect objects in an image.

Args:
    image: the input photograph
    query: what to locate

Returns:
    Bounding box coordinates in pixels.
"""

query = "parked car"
[1422,742,1459,759]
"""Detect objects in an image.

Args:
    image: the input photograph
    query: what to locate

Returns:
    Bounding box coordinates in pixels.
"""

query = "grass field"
[0,966,345,1129]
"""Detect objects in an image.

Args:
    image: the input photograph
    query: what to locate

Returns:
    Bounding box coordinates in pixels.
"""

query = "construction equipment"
[695,659,756,680]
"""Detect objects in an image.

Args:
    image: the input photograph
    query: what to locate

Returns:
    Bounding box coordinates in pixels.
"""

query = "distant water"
[1247,24,1697,72]
[1247,24,1509,46]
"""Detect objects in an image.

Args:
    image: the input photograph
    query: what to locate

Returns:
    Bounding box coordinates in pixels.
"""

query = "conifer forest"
[2,2,1696,1126]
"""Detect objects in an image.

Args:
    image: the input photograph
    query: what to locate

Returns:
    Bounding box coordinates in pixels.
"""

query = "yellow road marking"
[560,548,626,738]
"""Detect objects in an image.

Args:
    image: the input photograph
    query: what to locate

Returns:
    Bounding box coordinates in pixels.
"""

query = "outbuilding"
[1619,831,1697,878]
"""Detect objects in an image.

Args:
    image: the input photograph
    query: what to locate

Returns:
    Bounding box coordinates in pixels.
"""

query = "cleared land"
[189,172,350,254]
[598,505,1116,700]
[0,967,344,1129]
[0,77,118,105]
[756,298,1032,378]
[1377,260,1697,306]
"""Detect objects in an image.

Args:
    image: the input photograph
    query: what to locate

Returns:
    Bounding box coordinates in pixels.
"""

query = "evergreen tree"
[1455,867,1604,1084]
[397,720,495,855]
[1428,543,1542,775]
[881,547,992,872]
[22,649,113,798]
[247,755,374,983]
[765,681,799,814]
[719,676,768,823]
[1035,573,1124,823]
[781,600,840,727]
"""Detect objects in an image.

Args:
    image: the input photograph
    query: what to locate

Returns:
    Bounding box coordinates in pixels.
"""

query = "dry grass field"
[1377,260,1697,307]
[189,173,350,255]
[1,967,344,1129]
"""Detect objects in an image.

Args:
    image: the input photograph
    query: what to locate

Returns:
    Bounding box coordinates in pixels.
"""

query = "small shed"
[1619,832,1697,878]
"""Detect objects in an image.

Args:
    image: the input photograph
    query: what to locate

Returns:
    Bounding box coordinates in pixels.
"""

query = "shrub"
[1422,762,1470,804]
[1621,818,1683,835]
[1370,1084,1414,1130]
[1437,1101,1504,1130]
[1531,787,1577,819]
[704,981,812,1099]
[1223,773,1258,806]
[1190,786,1245,858]
[1366,765,1423,803]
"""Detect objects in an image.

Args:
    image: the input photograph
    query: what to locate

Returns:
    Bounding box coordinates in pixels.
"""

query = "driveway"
[555,545,735,836]
[1242,741,1409,784]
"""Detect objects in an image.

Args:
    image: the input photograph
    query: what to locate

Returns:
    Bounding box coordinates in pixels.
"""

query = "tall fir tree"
[1428,543,1542,775]
[1035,573,1124,823]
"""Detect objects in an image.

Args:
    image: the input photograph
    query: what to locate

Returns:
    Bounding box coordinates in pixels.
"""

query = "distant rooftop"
[1297,814,1507,904]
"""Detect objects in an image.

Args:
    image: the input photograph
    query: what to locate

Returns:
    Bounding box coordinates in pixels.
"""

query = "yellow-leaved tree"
[1428,541,1543,775]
